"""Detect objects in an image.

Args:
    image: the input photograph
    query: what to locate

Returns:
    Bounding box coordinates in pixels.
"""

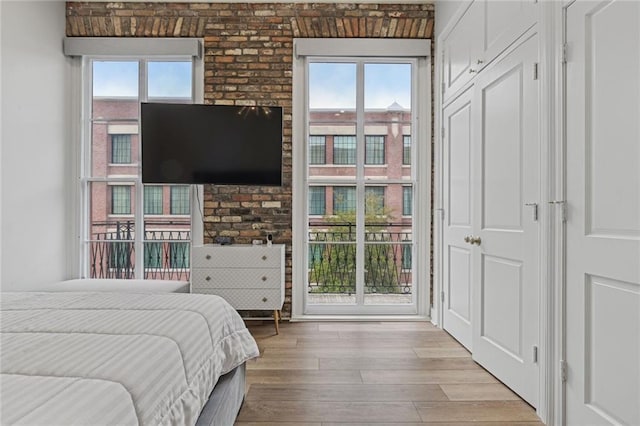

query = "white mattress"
[0,292,260,426]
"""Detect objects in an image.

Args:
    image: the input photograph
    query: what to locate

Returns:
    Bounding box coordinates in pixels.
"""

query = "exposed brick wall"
[66,2,435,318]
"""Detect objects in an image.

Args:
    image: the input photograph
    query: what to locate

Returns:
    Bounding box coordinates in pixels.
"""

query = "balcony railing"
[89,220,190,281]
[308,222,413,295]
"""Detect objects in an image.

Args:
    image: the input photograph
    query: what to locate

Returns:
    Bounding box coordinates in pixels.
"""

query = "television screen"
[141,103,283,185]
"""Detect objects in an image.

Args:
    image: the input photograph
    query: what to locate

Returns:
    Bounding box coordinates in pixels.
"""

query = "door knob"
[469,236,481,246]
[464,235,472,243]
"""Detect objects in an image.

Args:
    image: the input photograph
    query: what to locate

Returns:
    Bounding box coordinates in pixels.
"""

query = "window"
[144,186,163,215]
[170,242,190,268]
[365,186,385,215]
[170,186,190,215]
[403,135,411,165]
[111,186,131,214]
[403,186,412,216]
[309,186,326,215]
[309,135,326,164]
[111,134,132,164]
[144,242,162,268]
[80,50,198,281]
[333,135,356,165]
[333,187,356,214]
[401,244,412,269]
[365,135,385,164]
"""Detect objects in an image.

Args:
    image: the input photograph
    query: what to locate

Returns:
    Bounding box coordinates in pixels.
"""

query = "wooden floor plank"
[361,369,499,384]
[319,357,482,371]
[237,322,542,425]
[245,383,448,402]
[415,401,541,423]
[236,400,422,423]
[440,383,521,401]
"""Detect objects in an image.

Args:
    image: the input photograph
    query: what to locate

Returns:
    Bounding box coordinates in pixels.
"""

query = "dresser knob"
[262,297,268,303]
[205,276,211,281]
[205,254,211,260]
[262,255,267,261]
[261,276,267,281]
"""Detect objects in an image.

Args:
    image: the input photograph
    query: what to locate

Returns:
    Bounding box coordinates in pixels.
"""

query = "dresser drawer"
[192,246,282,268]
[192,268,281,290]
[193,288,283,310]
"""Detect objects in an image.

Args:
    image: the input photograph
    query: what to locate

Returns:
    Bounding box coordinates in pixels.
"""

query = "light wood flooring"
[236,321,543,425]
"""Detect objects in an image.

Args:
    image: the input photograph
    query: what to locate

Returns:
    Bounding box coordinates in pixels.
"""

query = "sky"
[93,61,411,109]
[93,61,192,98]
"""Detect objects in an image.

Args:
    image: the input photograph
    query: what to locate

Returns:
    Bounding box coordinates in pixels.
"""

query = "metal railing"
[89,220,191,281]
[308,222,413,295]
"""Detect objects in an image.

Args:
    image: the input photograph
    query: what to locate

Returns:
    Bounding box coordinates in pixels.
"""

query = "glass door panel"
[305,59,416,314]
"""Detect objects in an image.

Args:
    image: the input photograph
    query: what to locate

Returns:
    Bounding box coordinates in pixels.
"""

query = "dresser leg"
[274,309,280,335]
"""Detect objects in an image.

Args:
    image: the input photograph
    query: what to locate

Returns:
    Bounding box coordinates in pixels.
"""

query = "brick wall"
[66,2,435,317]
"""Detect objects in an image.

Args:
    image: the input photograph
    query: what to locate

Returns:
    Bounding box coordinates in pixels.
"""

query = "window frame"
[170,185,190,215]
[291,38,431,318]
[333,135,357,165]
[111,134,132,164]
[76,43,204,280]
[365,135,386,165]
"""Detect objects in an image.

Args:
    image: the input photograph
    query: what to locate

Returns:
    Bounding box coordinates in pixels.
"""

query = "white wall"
[1,1,71,290]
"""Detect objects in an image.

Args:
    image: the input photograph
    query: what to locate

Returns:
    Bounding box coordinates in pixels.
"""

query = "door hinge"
[441,291,445,303]
[533,345,538,363]
[533,63,539,80]
[435,208,445,220]
[562,43,568,64]
[560,360,568,382]
[441,81,446,96]
[441,127,445,139]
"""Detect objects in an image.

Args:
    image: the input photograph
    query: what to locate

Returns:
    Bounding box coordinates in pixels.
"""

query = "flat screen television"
[141,103,283,185]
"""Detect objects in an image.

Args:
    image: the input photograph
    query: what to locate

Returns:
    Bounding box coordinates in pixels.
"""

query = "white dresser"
[191,244,285,333]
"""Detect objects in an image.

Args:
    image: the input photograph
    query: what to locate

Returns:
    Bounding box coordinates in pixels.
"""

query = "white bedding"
[0,292,260,425]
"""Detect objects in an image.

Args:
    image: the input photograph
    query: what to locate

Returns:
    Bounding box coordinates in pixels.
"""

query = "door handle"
[469,236,481,246]
[525,202,538,221]
[464,235,481,246]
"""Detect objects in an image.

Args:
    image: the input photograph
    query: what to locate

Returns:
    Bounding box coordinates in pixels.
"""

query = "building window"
[111,134,132,164]
[333,135,356,165]
[144,242,162,268]
[309,135,326,164]
[170,242,190,268]
[403,186,412,216]
[111,186,131,214]
[144,186,163,215]
[401,244,412,270]
[170,186,190,215]
[365,187,385,215]
[365,135,385,165]
[403,135,411,165]
[309,186,326,215]
[333,187,356,214]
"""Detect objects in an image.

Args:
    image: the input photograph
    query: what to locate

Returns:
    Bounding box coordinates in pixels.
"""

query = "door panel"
[481,255,523,360]
[442,1,483,102]
[482,65,524,231]
[482,0,537,63]
[472,33,539,407]
[442,87,475,349]
[565,2,640,424]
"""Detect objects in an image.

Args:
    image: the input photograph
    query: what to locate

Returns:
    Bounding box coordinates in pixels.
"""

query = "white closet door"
[565,2,640,425]
[442,87,475,350]
[471,33,540,407]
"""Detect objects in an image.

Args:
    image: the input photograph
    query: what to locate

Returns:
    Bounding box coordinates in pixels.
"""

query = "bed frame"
[196,364,246,426]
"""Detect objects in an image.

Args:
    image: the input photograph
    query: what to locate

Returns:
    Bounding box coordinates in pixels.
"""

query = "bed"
[0,291,260,425]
